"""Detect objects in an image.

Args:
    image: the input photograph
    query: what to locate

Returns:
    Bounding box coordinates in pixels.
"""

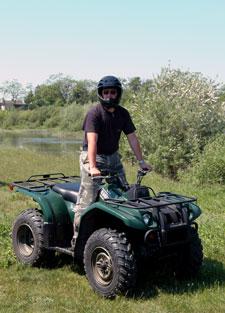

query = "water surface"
[0,130,82,156]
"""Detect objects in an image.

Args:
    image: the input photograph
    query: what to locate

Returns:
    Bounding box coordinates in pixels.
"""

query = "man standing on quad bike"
[72,75,152,246]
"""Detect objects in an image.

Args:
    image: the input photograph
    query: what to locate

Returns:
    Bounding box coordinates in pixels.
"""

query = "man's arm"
[126,132,152,170]
[87,132,101,176]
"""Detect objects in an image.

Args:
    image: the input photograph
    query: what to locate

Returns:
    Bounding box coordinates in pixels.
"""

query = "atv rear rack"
[10,173,80,192]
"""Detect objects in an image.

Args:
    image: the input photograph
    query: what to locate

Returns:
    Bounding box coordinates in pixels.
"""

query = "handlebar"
[138,169,150,176]
[136,169,150,184]
[91,169,150,186]
[89,169,118,179]
[91,175,112,180]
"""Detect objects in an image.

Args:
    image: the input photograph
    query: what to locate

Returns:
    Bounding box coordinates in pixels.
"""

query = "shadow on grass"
[41,252,85,275]
[30,254,224,299]
[131,257,225,299]
[15,254,225,300]
[0,181,8,187]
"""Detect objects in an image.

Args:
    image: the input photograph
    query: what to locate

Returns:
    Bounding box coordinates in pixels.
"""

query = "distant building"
[0,98,28,110]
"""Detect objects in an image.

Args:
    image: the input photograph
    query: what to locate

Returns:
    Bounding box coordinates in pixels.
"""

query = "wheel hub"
[92,247,113,286]
[17,224,34,257]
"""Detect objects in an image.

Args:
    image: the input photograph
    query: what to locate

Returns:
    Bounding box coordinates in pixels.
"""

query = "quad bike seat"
[52,183,80,203]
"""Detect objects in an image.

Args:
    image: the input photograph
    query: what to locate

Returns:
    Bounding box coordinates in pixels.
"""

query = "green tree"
[180,133,225,184]
[127,77,142,93]
[46,73,75,103]
[124,67,225,178]
[218,84,225,103]
[85,80,98,103]
[24,91,34,105]
[33,84,64,107]
[0,79,25,103]
[70,80,90,105]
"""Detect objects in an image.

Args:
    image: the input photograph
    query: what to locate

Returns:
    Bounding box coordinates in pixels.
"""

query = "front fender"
[188,202,202,222]
[82,201,147,230]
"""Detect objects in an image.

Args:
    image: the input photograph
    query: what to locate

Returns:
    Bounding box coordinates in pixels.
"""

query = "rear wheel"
[84,228,137,298]
[12,208,53,266]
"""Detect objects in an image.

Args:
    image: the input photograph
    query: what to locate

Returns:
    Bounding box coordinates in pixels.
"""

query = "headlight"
[142,213,152,226]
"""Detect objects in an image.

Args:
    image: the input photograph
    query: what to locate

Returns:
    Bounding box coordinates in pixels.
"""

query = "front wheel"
[174,226,203,278]
[84,228,137,298]
[12,208,53,266]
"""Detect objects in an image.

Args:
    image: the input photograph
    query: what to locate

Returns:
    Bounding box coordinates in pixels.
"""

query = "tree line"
[0,74,156,107]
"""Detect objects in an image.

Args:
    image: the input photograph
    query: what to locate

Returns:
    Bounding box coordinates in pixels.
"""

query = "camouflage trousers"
[73,150,128,241]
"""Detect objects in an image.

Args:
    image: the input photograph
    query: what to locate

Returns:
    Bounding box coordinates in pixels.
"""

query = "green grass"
[0,147,224,313]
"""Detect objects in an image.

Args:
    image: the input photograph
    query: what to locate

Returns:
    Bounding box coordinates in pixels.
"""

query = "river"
[0,130,82,155]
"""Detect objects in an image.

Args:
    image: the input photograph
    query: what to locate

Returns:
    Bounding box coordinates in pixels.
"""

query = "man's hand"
[90,166,101,177]
[139,160,153,171]
[127,133,153,172]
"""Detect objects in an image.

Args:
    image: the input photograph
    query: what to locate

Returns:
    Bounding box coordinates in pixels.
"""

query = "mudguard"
[81,201,155,230]
[16,188,71,224]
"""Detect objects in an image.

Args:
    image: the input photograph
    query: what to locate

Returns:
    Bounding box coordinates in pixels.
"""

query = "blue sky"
[0,0,225,87]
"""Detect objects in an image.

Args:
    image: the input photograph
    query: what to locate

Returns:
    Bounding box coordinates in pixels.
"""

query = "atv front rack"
[104,192,196,209]
[10,173,80,192]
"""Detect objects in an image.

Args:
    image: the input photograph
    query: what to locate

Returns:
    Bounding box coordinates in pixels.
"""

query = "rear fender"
[16,188,70,224]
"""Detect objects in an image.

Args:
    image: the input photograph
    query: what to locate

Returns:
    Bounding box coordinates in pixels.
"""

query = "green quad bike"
[10,170,203,298]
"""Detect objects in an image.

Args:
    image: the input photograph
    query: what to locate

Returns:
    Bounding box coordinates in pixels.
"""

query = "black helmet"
[97,75,123,107]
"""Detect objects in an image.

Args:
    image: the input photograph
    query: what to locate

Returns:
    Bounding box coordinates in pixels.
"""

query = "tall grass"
[0,147,224,313]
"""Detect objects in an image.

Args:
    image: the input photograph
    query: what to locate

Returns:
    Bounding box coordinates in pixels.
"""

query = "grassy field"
[0,147,224,313]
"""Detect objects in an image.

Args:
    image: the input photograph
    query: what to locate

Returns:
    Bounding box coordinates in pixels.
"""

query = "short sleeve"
[122,109,136,135]
[83,108,101,133]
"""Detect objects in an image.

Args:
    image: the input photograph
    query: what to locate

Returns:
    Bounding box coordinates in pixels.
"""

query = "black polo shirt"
[82,104,136,155]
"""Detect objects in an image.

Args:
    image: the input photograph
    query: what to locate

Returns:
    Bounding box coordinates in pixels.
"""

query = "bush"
[179,134,225,185]
[1,111,20,128]
[43,107,62,128]
[123,67,225,178]
[0,103,91,131]
[59,103,91,132]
